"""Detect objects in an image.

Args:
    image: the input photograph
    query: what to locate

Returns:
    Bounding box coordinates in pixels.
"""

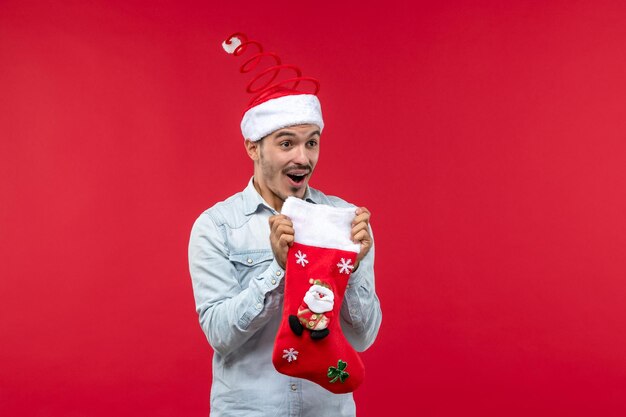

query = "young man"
[188,34,382,416]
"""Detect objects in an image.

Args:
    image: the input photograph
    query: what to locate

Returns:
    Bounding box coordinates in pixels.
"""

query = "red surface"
[2,1,626,416]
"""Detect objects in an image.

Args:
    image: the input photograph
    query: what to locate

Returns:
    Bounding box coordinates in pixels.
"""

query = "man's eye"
[280,141,291,148]
[307,140,318,147]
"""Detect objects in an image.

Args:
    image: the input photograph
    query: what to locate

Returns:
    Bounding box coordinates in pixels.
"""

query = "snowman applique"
[289,279,335,340]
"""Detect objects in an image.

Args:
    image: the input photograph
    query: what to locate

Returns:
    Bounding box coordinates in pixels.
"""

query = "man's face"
[248,124,320,210]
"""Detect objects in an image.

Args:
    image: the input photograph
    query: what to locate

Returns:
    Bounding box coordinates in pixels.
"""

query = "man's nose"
[292,144,309,165]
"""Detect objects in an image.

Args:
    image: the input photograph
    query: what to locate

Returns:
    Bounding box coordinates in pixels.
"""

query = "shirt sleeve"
[339,226,382,352]
[188,211,284,357]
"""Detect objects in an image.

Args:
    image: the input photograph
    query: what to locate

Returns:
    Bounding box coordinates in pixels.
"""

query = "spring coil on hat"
[222,32,320,108]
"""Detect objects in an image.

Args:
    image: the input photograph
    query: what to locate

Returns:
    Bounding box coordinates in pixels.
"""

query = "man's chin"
[287,186,307,199]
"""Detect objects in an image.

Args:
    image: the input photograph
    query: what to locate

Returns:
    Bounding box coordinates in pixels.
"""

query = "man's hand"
[269,214,294,269]
[352,207,372,270]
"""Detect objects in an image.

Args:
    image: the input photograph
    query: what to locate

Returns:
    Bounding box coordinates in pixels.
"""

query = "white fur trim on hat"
[281,197,360,254]
[241,94,324,141]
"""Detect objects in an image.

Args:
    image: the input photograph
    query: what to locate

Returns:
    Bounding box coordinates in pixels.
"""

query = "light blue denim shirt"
[188,179,382,417]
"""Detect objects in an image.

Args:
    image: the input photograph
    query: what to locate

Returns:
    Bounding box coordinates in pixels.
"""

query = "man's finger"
[269,214,290,226]
[351,222,369,237]
[279,233,294,247]
[276,224,295,237]
[353,229,371,245]
[270,216,292,233]
[355,207,370,216]
[352,208,370,226]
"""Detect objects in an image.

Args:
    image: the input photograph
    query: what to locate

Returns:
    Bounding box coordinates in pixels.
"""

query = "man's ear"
[244,139,260,161]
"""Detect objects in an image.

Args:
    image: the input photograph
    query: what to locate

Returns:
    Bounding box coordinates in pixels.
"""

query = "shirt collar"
[242,177,319,215]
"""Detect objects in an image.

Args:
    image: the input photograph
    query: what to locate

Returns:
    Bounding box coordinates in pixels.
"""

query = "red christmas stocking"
[272,197,365,394]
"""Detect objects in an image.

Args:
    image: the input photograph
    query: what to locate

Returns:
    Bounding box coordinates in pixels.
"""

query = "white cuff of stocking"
[281,197,360,254]
[240,94,324,142]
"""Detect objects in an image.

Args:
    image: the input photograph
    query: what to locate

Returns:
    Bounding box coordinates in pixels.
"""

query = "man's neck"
[252,177,284,212]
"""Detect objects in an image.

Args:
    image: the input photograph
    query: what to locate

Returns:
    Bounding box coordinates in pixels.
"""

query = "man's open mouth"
[286,173,307,185]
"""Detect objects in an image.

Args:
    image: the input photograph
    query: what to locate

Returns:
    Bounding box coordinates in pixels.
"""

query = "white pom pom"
[222,36,242,54]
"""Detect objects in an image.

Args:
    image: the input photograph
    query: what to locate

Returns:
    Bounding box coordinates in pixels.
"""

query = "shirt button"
[271,279,277,285]
[290,384,297,391]
[276,271,282,277]
[247,258,253,264]
[256,303,262,310]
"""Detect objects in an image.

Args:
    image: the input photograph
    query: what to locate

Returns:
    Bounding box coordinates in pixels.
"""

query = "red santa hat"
[222,33,324,142]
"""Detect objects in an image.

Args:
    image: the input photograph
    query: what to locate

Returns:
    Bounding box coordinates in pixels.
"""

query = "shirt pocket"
[229,250,274,289]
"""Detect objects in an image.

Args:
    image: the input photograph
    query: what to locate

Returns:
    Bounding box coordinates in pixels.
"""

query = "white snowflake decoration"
[295,250,309,267]
[282,348,299,362]
[337,258,354,274]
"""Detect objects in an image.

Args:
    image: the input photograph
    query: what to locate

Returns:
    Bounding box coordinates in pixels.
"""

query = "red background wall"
[2,1,626,416]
